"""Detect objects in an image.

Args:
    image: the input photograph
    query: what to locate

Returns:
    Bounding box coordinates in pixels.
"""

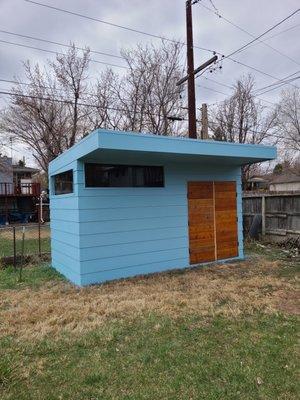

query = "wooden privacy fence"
[243,192,300,241]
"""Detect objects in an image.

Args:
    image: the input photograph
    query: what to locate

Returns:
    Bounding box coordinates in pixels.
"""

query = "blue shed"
[49,129,276,286]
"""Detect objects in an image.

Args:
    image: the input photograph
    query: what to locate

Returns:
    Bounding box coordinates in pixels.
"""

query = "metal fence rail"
[0,223,51,266]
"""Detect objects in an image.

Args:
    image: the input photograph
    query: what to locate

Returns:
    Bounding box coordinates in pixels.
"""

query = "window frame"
[52,169,74,195]
[84,163,165,188]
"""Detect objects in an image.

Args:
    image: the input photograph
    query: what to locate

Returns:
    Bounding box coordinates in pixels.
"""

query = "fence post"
[38,205,41,257]
[13,226,16,271]
[261,195,266,236]
[19,226,25,282]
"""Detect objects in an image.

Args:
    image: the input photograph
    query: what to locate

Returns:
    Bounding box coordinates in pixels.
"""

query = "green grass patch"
[0,244,298,399]
[0,314,298,400]
[0,264,64,290]
[0,236,51,258]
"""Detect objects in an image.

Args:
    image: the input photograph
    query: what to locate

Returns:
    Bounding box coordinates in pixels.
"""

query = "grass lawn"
[0,242,299,399]
[0,225,51,258]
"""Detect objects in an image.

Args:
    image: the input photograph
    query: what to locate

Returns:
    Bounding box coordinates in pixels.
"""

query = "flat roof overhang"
[49,129,277,174]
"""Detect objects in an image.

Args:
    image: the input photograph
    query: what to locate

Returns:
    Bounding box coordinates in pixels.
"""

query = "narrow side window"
[53,170,73,195]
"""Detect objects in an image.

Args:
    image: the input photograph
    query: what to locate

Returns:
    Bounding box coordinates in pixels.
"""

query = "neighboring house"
[0,157,41,224]
[49,129,276,286]
[269,172,300,192]
[244,175,269,191]
[13,163,39,183]
[12,163,40,194]
[0,157,13,194]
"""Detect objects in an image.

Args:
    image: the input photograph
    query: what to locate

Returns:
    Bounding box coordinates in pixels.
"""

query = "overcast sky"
[0,0,299,165]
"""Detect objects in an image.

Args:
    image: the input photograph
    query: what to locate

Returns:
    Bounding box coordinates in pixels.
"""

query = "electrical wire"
[254,70,300,94]
[223,8,300,60]
[0,29,124,59]
[196,84,228,96]
[255,75,300,94]
[0,77,232,105]
[202,77,277,107]
[23,0,300,91]
[258,78,300,96]
[0,39,128,69]
[23,0,216,54]
[260,23,300,41]
[0,89,188,121]
[198,1,300,66]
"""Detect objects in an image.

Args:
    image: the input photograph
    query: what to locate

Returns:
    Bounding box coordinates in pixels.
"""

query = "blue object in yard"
[49,129,277,286]
[0,214,6,225]
[9,211,35,223]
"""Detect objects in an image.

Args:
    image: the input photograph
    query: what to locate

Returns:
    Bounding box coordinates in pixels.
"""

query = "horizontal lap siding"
[77,161,243,285]
[50,160,81,282]
[80,258,189,286]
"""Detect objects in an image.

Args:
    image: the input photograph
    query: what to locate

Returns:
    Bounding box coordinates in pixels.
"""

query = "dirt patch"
[0,257,298,340]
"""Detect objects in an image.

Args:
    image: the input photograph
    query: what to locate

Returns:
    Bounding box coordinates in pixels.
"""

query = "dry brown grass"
[0,225,50,240]
[1,257,298,340]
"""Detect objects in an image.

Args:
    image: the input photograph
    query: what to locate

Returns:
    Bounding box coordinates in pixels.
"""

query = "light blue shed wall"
[74,158,243,286]
[48,129,276,286]
[49,160,82,285]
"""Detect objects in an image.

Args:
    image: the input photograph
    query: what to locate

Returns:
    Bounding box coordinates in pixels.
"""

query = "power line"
[258,78,300,96]
[261,22,300,41]
[0,89,188,121]
[196,83,228,96]
[24,0,300,92]
[24,0,216,54]
[202,77,277,107]
[255,74,300,94]
[203,76,234,90]
[0,29,124,60]
[221,58,299,90]
[198,2,300,66]
[194,53,299,91]
[0,77,231,106]
[223,9,300,60]
[254,70,300,95]
[0,39,127,69]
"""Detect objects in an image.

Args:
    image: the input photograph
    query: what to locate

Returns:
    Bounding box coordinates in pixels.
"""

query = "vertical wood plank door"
[188,182,216,264]
[214,181,238,260]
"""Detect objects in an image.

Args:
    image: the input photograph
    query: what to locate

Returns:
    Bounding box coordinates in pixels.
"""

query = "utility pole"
[177,2,217,139]
[186,0,197,139]
[201,103,209,139]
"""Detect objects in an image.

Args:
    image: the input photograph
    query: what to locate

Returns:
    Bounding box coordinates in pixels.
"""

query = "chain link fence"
[0,223,51,266]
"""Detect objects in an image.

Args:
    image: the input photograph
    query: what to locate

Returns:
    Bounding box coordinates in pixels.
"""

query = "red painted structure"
[0,182,41,224]
[0,182,40,197]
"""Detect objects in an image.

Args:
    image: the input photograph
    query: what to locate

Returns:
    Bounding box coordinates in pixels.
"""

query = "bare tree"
[0,138,5,170]
[209,74,277,183]
[50,47,91,146]
[90,41,186,135]
[276,88,300,156]
[0,45,91,173]
[1,41,185,174]
[88,69,126,131]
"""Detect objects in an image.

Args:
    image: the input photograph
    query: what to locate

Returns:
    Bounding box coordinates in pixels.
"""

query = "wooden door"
[214,181,238,259]
[188,182,216,264]
[188,181,238,264]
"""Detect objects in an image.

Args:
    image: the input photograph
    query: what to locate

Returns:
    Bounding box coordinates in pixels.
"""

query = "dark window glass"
[85,164,164,188]
[53,170,73,195]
